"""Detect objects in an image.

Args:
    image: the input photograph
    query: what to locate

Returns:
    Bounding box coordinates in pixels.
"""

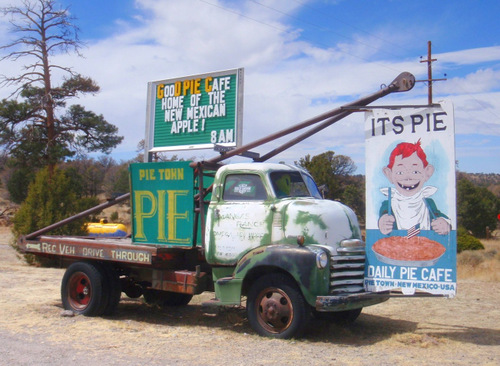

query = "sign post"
[144,68,244,161]
[364,101,457,296]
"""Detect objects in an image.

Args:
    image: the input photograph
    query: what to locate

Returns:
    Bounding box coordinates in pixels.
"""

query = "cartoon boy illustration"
[378,140,451,236]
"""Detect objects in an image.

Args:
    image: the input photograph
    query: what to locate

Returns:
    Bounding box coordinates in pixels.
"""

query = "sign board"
[130,161,194,247]
[364,101,457,296]
[22,238,156,265]
[144,68,244,158]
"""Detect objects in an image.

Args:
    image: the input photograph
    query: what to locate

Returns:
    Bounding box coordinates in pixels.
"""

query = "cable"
[198,0,499,125]
[197,0,288,33]
[249,0,410,60]
[198,0,404,74]
[289,0,415,55]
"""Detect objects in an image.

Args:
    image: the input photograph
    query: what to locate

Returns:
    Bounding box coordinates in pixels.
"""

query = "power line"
[250,0,414,62]
[197,0,288,33]
[198,0,404,74]
[289,0,415,56]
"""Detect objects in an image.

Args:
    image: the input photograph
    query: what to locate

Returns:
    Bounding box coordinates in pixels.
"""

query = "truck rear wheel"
[247,274,308,339]
[61,262,107,316]
[143,289,193,307]
[100,265,122,315]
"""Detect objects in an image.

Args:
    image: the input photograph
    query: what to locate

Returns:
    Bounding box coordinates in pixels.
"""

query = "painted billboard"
[129,161,194,247]
[364,101,457,296]
[144,68,244,157]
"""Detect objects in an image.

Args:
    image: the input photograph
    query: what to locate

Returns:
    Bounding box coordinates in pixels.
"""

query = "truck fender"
[234,244,330,307]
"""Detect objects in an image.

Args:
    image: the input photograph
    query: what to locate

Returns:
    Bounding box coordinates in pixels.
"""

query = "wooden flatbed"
[20,235,158,266]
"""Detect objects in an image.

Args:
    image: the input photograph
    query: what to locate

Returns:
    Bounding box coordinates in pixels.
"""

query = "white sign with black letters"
[364,101,457,296]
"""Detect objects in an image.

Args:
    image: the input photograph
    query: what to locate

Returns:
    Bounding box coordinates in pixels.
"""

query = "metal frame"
[144,68,244,161]
[25,72,415,242]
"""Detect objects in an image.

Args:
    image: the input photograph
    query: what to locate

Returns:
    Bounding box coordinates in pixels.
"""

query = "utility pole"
[419,41,446,105]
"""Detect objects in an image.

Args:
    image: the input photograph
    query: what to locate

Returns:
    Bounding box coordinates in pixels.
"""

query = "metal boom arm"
[194,71,415,168]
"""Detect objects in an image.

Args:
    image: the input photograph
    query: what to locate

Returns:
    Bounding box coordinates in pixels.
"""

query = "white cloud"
[438,46,500,66]
[0,0,499,173]
[436,68,500,94]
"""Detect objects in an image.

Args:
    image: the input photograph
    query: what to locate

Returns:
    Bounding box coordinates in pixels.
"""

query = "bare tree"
[0,0,122,172]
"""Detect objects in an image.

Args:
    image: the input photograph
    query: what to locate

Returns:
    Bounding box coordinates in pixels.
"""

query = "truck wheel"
[143,289,193,307]
[61,262,107,316]
[313,308,362,324]
[100,265,122,315]
[247,274,308,339]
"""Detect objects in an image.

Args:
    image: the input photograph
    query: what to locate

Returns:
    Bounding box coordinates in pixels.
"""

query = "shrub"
[110,211,119,222]
[456,226,484,253]
[12,167,99,264]
[457,178,499,238]
[7,167,35,203]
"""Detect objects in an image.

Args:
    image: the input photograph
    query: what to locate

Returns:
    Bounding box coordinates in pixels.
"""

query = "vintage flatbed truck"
[18,72,415,338]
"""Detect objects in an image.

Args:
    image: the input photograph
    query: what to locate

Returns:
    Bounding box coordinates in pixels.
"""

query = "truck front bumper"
[315,291,390,312]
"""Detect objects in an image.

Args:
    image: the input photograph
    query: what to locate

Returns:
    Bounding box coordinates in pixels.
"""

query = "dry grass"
[1,225,499,365]
[100,203,132,231]
[457,234,500,281]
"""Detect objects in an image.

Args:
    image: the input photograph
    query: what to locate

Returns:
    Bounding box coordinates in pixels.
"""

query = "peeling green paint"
[232,244,330,306]
[294,210,327,230]
[203,163,365,307]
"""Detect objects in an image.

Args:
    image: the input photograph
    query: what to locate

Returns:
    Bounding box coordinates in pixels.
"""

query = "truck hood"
[274,198,361,249]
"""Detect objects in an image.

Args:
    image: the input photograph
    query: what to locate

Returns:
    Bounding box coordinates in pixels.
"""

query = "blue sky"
[1,0,499,173]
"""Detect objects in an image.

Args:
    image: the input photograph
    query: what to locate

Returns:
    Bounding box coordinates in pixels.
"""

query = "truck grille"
[330,247,365,294]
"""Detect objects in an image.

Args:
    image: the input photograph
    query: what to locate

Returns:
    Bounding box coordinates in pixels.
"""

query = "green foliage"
[456,226,484,253]
[0,1,123,170]
[6,167,35,203]
[65,156,131,197]
[296,151,356,200]
[61,104,123,154]
[110,164,131,195]
[13,167,99,238]
[457,178,499,237]
[0,96,123,169]
[341,181,366,222]
[296,151,365,219]
[65,157,107,197]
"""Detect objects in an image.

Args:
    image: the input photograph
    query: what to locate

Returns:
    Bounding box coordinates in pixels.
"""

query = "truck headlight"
[316,251,328,269]
[340,238,365,248]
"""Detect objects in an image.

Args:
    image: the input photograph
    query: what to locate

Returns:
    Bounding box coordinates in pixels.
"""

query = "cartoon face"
[383,152,434,197]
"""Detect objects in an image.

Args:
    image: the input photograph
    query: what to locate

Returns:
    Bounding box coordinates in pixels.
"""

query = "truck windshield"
[270,171,321,199]
[301,173,322,199]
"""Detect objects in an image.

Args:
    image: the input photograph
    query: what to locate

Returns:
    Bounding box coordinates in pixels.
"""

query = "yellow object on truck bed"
[86,219,127,238]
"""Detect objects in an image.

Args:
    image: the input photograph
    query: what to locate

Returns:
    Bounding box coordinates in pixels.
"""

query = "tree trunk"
[40,12,55,175]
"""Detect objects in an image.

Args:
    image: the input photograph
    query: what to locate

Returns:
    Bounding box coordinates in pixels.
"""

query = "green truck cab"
[130,160,387,338]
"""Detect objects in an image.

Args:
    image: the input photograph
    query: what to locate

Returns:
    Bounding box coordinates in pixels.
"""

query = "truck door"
[205,173,272,265]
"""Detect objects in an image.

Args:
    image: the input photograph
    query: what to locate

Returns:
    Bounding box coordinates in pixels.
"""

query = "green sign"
[145,68,243,156]
[129,161,194,247]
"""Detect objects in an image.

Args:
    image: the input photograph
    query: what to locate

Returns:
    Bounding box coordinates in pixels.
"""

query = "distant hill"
[458,172,500,197]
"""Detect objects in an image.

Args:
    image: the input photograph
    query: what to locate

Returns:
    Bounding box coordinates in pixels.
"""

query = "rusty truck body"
[18,72,415,338]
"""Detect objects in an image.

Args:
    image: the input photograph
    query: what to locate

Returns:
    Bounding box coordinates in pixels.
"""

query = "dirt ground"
[0,227,499,366]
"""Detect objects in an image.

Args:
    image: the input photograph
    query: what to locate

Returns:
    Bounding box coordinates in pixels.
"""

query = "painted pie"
[373,236,446,262]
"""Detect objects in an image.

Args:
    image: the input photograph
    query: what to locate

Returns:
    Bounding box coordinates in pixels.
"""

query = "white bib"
[380,186,438,230]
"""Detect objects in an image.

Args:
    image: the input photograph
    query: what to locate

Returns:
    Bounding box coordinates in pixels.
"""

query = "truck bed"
[19,235,159,266]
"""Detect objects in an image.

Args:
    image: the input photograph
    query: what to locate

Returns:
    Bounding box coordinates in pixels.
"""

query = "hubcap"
[68,272,92,310]
[256,288,294,334]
